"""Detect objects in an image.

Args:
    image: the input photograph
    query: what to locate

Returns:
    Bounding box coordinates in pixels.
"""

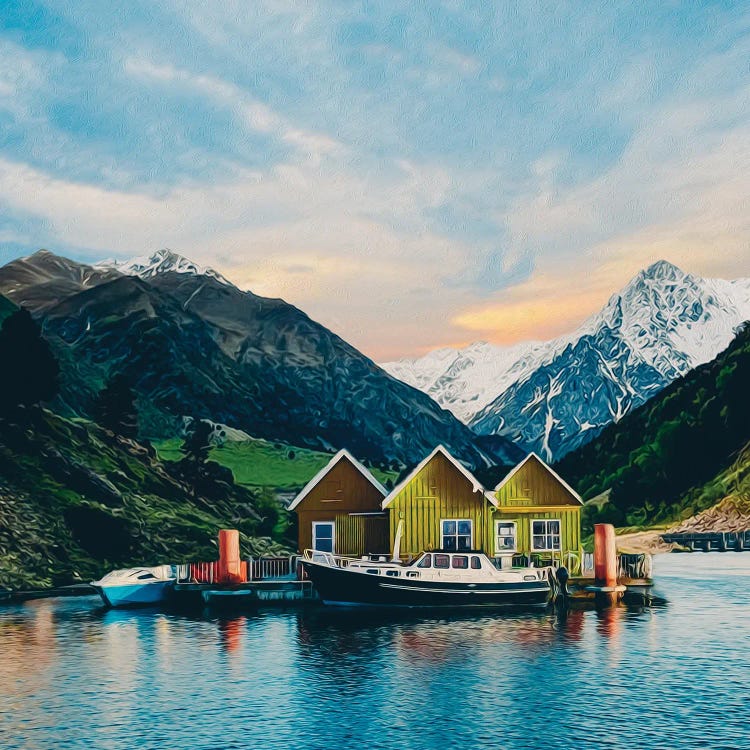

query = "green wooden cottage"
[491,452,583,565]
[380,445,582,566]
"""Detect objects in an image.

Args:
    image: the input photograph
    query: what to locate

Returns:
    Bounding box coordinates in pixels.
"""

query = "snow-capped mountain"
[383,261,750,461]
[384,340,554,423]
[97,249,231,285]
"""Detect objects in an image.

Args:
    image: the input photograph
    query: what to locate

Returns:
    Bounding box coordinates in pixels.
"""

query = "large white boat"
[301,550,553,608]
[91,566,176,608]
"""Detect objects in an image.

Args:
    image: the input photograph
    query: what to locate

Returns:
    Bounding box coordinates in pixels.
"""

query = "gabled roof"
[381,445,494,509]
[493,452,583,505]
[288,449,387,511]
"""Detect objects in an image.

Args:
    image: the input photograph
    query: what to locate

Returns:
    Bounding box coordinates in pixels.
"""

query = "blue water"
[1,554,749,750]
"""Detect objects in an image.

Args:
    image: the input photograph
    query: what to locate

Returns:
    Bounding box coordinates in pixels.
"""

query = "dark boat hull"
[302,562,551,608]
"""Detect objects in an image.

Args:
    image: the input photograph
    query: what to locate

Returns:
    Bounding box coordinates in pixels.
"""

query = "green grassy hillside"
[0,409,290,589]
[155,437,398,491]
[557,322,750,533]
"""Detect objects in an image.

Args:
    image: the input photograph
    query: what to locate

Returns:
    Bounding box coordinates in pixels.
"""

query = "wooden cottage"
[381,445,495,559]
[490,453,583,564]
[381,445,582,566]
[289,449,389,557]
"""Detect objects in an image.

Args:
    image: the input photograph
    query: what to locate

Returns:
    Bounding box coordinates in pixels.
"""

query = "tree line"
[556,321,750,531]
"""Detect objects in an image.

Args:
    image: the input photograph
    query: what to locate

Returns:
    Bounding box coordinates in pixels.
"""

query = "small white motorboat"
[92,565,176,608]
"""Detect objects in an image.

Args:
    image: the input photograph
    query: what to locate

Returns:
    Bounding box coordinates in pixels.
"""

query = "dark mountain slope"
[555,322,750,530]
[0,294,16,324]
[0,250,120,312]
[0,251,522,469]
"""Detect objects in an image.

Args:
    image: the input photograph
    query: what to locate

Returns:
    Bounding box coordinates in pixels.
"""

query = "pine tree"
[96,374,138,438]
[181,419,213,467]
[0,308,59,415]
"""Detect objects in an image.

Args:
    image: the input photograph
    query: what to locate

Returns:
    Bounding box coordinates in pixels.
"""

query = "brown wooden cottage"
[288,449,389,557]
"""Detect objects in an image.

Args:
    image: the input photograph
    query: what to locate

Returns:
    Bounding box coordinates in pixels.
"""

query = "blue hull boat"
[92,567,176,608]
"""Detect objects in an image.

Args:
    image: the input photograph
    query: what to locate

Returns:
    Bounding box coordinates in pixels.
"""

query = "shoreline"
[615,528,685,555]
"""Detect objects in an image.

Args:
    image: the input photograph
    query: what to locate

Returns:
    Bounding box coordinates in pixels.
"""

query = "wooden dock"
[171,579,317,609]
[660,530,750,551]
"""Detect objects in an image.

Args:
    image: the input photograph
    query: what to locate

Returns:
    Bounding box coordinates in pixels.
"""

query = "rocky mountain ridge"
[384,260,750,459]
[0,250,522,470]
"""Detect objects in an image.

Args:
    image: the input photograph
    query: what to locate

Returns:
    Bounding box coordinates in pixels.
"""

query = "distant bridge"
[661,531,750,552]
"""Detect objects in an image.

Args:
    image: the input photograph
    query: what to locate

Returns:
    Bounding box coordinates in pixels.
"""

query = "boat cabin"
[289,449,389,557]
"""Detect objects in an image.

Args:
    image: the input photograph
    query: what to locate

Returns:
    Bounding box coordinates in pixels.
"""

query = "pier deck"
[172,579,317,608]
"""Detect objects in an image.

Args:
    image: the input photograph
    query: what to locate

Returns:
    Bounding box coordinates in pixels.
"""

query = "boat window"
[137,573,157,580]
[366,569,380,575]
[386,570,400,577]
[417,554,432,568]
[434,554,450,569]
[451,555,469,569]
[406,571,419,579]
[470,556,482,569]
[441,519,472,551]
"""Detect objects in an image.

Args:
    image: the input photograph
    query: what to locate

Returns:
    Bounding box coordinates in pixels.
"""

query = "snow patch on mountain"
[383,260,750,460]
[97,249,231,286]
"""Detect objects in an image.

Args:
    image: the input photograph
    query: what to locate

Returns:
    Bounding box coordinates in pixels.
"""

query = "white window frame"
[312,521,335,553]
[440,518,473,551]
[531,519,561,552]
[495,520,517,554]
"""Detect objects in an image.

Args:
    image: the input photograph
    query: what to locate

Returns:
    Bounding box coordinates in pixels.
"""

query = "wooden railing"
[177,555,302,583]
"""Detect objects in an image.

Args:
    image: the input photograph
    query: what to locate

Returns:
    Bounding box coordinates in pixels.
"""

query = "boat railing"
[618,552,652,580]
[301,549,378,569]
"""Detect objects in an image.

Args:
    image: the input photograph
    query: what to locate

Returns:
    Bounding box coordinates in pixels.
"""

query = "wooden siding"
[387,451,492,557]
[297,510,390,555]
[294,455,385,554]
[492,455,581,557]
[495,454,580,507]
[493,508,580,556]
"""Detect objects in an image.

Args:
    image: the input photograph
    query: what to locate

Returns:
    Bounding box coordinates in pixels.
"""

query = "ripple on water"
[1,554,749,750]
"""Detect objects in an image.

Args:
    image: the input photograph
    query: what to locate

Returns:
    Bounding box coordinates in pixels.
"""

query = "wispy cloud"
[0,1,749,358]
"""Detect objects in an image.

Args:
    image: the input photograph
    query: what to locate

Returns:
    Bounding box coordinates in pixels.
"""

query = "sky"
[1,1,749,360]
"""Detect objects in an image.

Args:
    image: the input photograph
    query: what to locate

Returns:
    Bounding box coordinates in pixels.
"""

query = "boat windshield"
[413,553,486,570]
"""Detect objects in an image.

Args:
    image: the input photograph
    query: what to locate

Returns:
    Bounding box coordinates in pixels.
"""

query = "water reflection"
[217,616,246,653]
[2,556,749,750]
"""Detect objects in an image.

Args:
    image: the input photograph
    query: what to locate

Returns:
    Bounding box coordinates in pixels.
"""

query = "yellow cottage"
[381,446,582,568]
[491,452,583,567]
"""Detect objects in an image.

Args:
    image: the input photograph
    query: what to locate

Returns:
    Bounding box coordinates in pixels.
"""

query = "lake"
[1,553,749,750]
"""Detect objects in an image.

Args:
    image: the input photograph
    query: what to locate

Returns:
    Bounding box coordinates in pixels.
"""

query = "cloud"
[1,1,749,360]
[124,57,342,166]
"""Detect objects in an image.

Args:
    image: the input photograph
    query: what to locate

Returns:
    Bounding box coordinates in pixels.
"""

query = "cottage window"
[495,521,517,553]
[531,520,561,551]
[312,522,335,553]
[441,520,472,551]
